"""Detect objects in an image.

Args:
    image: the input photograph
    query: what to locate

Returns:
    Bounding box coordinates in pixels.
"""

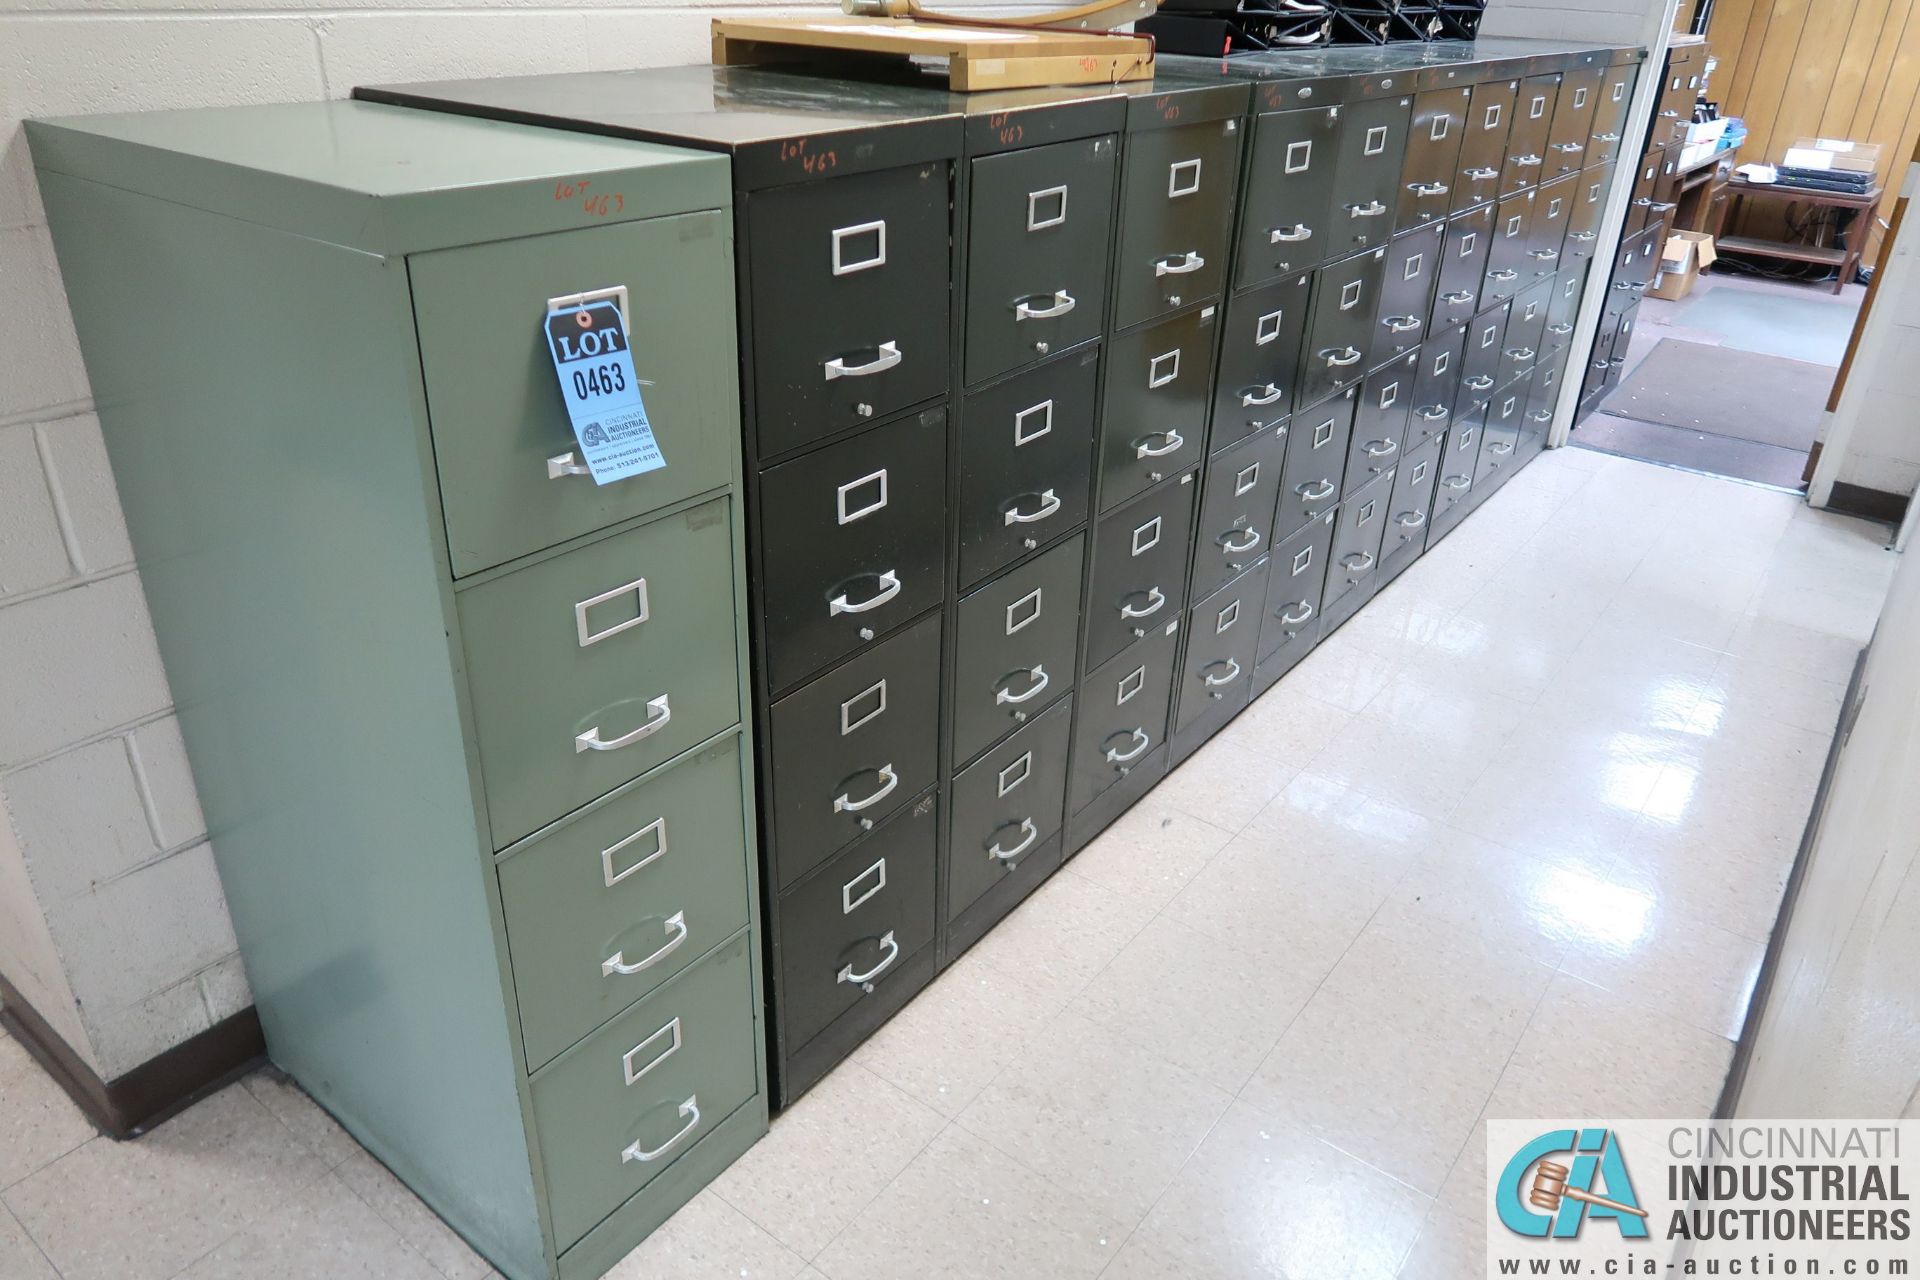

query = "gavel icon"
[1528,1161,1649,1218]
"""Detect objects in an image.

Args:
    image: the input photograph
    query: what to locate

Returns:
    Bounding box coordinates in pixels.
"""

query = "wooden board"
[711,15,1153,91]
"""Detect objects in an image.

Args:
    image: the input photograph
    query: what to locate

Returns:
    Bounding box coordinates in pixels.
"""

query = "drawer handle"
[1365,438,1398,458]
[1345,201,1388,219]
[829,570,902,617]
[602,817,667,888]
[1104,728,1151,765]
[1465,166,1499,180]
[1155,251,1206,277]
[1554,142,1585,154]
[835,764,899,815]
[1464,374,1495,391]
[1442,290,1475,305]
[1595,131,1621,142]
[576,695,672,754]
[601,911,688,977]
[546,451,593,480]
[1203,658,1242,688]
[1118,587,1166,621]
[1004,489,1062,526]
[988,818,1039,863]
[1547,322,1575,335]
[574,576,650,648]
[1321,347,1363,368]
[621,1096,700,1165]
[1407,181,1450,196]
[1490,440,1515,456]
[1279,601,1315,626]
[1506,347,1537,361]
[1219,527,1262,556]
[1512,154,1543,167]
[1443,475,1472,490]
[1529,409,1554,423]
[1417,405,1450,421]
[1296,479,1336,503]
[1343,551,1376,573]
[1269,224,1314,244]
[996,666,1050,706]
[1569,231,1598,243]
[621,1016,682,1086]
[1488,269,1519,282]
[839,931,900,992]
[1015,291,1077,321]
[823,342,902,382]
[1529,249,1560,262]
[1241,384,1284,408]
[1134,430,1184,460]
[1396,510,1428,530]
[1383,315,1421,334]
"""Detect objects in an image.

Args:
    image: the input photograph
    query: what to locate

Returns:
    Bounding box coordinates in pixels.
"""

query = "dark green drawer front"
[1084,475,1196,672]
[1193,423,1287,602]
[1300,248,1386,405]
[1373,221,1442,367]
[1458,303,1510,406]
[1589,66,1636,166]
[948,696,1072,922]
[1531,173,1576,280]
[1455,79,1517,213]
[1483,189,1535,304]
[1564,165,1610,266]
[1501,74,1557,195]
[957,350,1098,590]
[779,799,938,1052]
[1237,106,1340,287]
[1544,267,1586,350]
[1385,433,1443,558]
[1212,272,1311,452]
[1257,511,1336,669]
[1069,620,1179,815]
[1173,572,1261,736]
[1409,331,1464,448]
[411,213,735,578]
[1275,387,1355,541]
[1113,119,1243,329]
[530,930,758,1250]
[499,735,750,1072]
[1326,94,1411,256]
[1327,468,1395,608]
[965,136,1117,386]
[746,164,951,459]
[1398,87,1470,230]
[460,498,741,848]
[1545,67,1602,179]
[767,612,940,891]
[1347,350,1419,498]
[951,534,1084,768]
[1099,305,1213,512]
[1435,202,1493,329]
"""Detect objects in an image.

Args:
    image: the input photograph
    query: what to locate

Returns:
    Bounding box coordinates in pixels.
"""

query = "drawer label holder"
[544,293,665,486]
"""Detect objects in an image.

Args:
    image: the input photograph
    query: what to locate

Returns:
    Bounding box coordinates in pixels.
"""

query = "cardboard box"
[1789,137,1881,176]
[1650,230,1717,300]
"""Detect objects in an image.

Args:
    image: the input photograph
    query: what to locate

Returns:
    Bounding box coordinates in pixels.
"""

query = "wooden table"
[1719,176,1882,294]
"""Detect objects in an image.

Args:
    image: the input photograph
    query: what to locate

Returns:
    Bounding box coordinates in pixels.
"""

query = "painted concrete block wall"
[0,0,810,1080]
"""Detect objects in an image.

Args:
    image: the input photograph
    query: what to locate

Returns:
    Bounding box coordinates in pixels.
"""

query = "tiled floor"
[0,449,1899,1280]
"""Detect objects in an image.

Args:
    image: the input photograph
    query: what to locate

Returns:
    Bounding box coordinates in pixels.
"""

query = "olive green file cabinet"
[27,101,768,1280]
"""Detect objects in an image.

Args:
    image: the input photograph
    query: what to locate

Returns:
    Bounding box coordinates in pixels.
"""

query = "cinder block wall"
[0,0,796,1082]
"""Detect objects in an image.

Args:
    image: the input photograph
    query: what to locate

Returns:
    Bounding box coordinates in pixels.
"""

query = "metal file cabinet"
[29,103,767,1280]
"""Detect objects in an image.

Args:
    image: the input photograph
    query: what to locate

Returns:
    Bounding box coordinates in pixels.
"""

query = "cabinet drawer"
[778,799,938,1052]
[1385,433,1443,558]
[1434,202,1492,330]
[1346,350,1418,497]
[1520,360,1563,457]
[1398,87,1471,230]
[758,408,946,694]
[460,499,740,848]
[958,350,1097,589]
[1373,221,1442,367]
[1069,620,1180,815]
[747,163,951,458]
[1564,165,1611,265]
[1194,423,1288,601]
[767,612,940,890]
[1458,302,1510,408]
[1099,305,1213,511]
[952,534,1084,767]
[1237,105,1341,286]
[1589,65,1636,166]
[530,930,758,1251]
[1275,386,1355,540]
[1084,475,1197,671]
[1326,468,1395,607]
[1301,248,1387,405]
[1409,331,1464,448]
[1173,572,1262,736]
[1505,277,1555,369]
[1530,173,1576,280]
[1543,268,1585,352]
[965,136,1118,386]
[1483,189,1535,305]
[501,735,749,1072]
[1454,79,1516,212]
[1474,402,1523,491]
[1545,67,1602,179]
[1113,118,1243,329]
[948,696,1072,922]
[1501,74,1557,194]
[1436,416,1483,524]
[411,213,735,578]
[1212,272,1311,451]
[1257,510,1336,670]
[1326,94,1412,256]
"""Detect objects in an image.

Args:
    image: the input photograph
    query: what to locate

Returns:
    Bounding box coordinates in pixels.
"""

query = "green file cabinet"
[27,101,767,1280]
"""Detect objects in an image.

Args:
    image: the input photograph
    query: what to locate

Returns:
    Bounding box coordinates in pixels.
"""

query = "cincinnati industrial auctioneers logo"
[1486,1121,1917,1277]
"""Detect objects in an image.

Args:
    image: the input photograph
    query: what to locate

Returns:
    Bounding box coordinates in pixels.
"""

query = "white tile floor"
[0,449,1899,1280]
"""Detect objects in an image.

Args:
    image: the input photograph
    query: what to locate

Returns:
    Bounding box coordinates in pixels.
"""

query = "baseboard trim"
[0,974,266,1139]
[1714,644,1869,1120]
[1826,481,1910,527]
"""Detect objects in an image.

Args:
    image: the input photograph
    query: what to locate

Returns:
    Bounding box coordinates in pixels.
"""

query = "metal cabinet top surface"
[26,99,727,254]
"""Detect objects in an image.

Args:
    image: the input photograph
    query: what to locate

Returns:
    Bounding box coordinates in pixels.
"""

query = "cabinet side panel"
[36,172,546,1279]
